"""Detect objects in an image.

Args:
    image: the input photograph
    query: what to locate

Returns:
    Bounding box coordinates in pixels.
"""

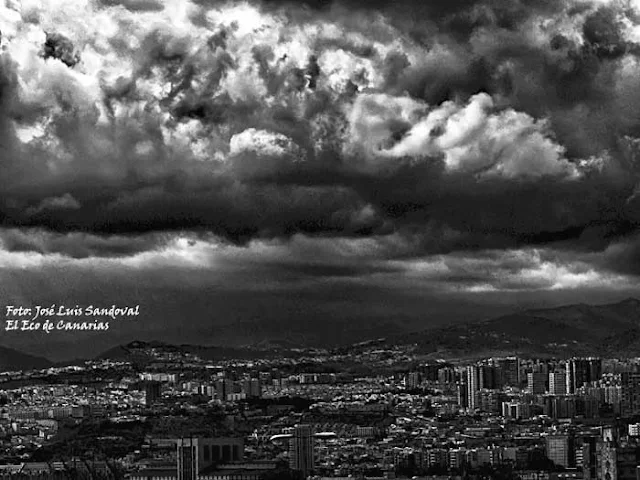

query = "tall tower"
[289,424,314,477]
[549,371,567,395]
[215,379,235,402]
[500,357,520,386]
[144,381,161,407]
[479,365,497,389]
[457,382,468,409]
[566,358,598,394]
[528,372,547,394]
[546,434,575,468]
[177,437,198,480]
[621,372,640,416]
[466,366,480,410]
[588,358,602,384]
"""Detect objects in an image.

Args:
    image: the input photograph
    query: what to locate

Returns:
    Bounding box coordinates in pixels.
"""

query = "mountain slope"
[394,298,640,357]
[93,299,640,361]
[96,340,287,365]
[0,345,52,371]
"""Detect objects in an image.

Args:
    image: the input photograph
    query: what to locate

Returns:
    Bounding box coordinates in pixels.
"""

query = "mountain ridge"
[94,298,640,361]
[4,298,640,369]
[0,345,52,371]
[390,297,640,358]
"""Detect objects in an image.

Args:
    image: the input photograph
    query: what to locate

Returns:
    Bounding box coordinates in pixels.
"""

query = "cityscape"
[2,340,640,479]
[2,0,640,478]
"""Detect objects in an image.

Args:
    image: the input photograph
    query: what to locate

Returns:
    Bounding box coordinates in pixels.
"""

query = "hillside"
[96,340,289,365]
[0,345,52,371]
[95,299,640,362]
[393,298,640,358]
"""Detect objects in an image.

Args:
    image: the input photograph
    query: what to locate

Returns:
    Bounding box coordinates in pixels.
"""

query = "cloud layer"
[0,0,639,296]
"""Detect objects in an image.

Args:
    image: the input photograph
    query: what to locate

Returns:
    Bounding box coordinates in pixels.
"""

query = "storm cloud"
[0,0,640,300]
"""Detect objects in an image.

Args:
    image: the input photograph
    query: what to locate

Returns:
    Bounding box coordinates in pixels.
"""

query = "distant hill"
[391,298,640,358]
[96,299,640,362]
[0,345,52,371]
[96,340,292,365]
[96,340,165,366]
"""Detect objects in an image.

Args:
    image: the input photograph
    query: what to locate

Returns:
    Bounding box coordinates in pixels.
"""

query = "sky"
[1,0,640,360]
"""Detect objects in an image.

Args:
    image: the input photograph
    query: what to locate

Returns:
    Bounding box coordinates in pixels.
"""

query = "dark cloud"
[0,228,166,259]
[0,0,638,273]
[255,261,404,279]
[42,32,80,68]
[582,7,629,58]
[4,0,640,362]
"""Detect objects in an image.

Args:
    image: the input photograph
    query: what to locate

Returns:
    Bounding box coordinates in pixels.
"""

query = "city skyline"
[5,343,640,479]
[3,0,640,475]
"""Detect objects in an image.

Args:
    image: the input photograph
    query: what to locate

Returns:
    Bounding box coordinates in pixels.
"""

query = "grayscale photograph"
[0,0,640,477]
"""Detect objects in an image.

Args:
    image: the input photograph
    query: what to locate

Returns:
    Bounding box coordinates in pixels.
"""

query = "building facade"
[289,424,314,477]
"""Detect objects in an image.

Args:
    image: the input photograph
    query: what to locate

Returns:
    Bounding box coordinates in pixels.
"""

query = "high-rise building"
[549,371,567,395]
[405,372,421,389]
[528,372,547,394]
[177,438,198,480]
[479,389,503,414]
[419,363,441,382]
[199,437,244,465]
[144,381,162,407]
[577,435,598,480]
[532,360,550,375]
[215,379,235,402]
[502,401,531,420]
[499,357,521,387]
[479,365,498,389]
[566,358,602,394]
[621,372,640,416]
[457,382,468,409]
[588,358,603,384]
[566,359,586,394]
[242,378,262,398]
[466,366,480,411]
[546,434,575,468]
[290,424,314,477]
[597,439,640,480]
[605,385,623,413]
[437,367,456,385]
[174,436,244,478]
[544,396,577,419]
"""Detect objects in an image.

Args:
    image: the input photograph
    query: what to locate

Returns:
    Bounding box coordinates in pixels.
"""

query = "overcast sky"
[1,0,640,359]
